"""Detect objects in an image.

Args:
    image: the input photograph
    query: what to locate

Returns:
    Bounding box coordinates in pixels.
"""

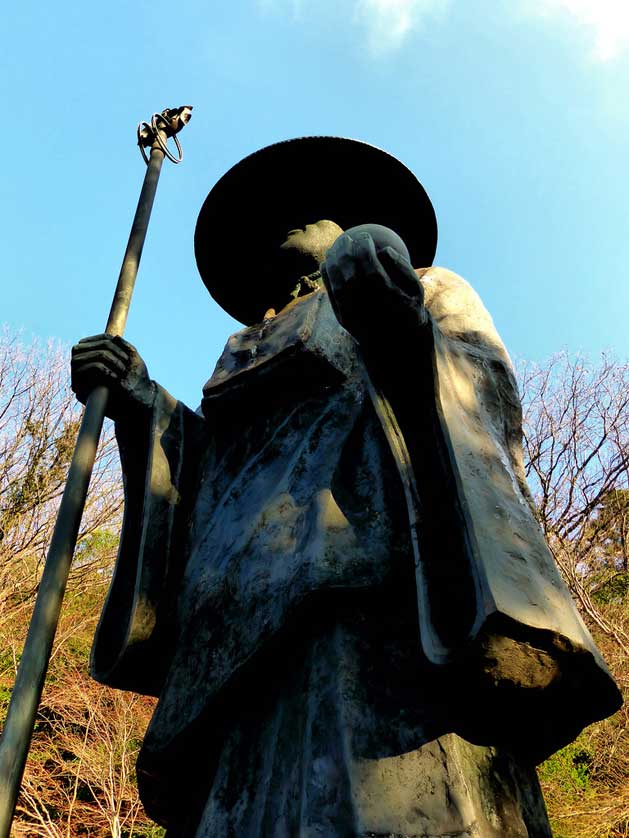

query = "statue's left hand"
[321,230,426,346]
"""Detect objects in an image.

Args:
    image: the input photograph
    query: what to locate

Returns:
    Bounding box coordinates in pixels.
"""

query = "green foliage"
[5,418,80,520]
[586,488,629,574]
[127,825,166,837]
[63,631,93,660]
[539,740,594,795]
[592,571,629,605]
[75,528,119,566]
[0,685,12,710]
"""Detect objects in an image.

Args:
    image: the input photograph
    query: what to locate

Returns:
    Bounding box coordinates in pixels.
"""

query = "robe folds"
[91,267,621,831]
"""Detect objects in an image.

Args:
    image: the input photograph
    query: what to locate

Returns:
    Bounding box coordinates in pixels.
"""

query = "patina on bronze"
[73,137,620,836]
[0,106,192,838]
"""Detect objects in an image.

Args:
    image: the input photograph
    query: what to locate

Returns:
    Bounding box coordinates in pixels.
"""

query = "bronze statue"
[72,137,621,837]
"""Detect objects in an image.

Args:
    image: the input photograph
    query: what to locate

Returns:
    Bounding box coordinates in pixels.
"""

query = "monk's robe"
[91,268,621,836]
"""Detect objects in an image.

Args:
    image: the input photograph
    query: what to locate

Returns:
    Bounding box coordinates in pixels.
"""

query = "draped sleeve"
[90,385,208,696]
[404,268,622,759]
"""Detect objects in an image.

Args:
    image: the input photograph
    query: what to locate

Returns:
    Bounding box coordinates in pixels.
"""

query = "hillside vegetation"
[0,335,626,836]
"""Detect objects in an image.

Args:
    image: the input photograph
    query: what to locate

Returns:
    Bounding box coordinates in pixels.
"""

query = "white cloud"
[523,0,629,61]
[256,0,450,53]
[353,0,451,53]
[257,0,629,60]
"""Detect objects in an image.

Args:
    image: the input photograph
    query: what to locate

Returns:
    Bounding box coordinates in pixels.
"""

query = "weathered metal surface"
[70,137,621,835]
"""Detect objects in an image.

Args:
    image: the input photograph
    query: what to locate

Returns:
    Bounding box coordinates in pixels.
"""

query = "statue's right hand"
[71,334,156,421]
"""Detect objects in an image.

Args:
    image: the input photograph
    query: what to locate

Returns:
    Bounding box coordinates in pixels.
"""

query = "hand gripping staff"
[0,104,193,836]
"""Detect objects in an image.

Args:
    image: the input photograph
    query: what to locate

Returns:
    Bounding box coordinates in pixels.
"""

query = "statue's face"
[260,219,344,319]
[280,219,344,267]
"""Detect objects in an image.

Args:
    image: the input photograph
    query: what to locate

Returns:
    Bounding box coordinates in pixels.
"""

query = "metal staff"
[0,104,192,836]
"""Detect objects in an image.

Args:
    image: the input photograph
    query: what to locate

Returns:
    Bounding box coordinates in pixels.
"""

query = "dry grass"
[540,615,629,838]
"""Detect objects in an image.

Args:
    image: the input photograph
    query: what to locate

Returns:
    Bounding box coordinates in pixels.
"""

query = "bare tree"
[519,351,629,653]
[13,662,154,838]
[515,353,629,837]
[0,329,122,619]
[0,330,160,837]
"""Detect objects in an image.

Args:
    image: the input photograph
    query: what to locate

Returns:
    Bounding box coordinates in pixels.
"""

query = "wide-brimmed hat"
[194,136,438,325]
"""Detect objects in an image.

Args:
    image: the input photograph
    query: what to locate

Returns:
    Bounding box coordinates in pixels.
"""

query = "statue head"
[246,219,343,319]
[270,219,342,306]
[195,137,437,325]
[280,220,344,269]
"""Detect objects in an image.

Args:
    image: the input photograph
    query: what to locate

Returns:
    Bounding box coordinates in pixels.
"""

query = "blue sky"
[2,0,628,406]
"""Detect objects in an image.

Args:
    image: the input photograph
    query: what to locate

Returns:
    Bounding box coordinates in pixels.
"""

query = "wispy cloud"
[256,0,450,53]
[257,0,629,61]
[521,0,629,61]
[353,0,451,53]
